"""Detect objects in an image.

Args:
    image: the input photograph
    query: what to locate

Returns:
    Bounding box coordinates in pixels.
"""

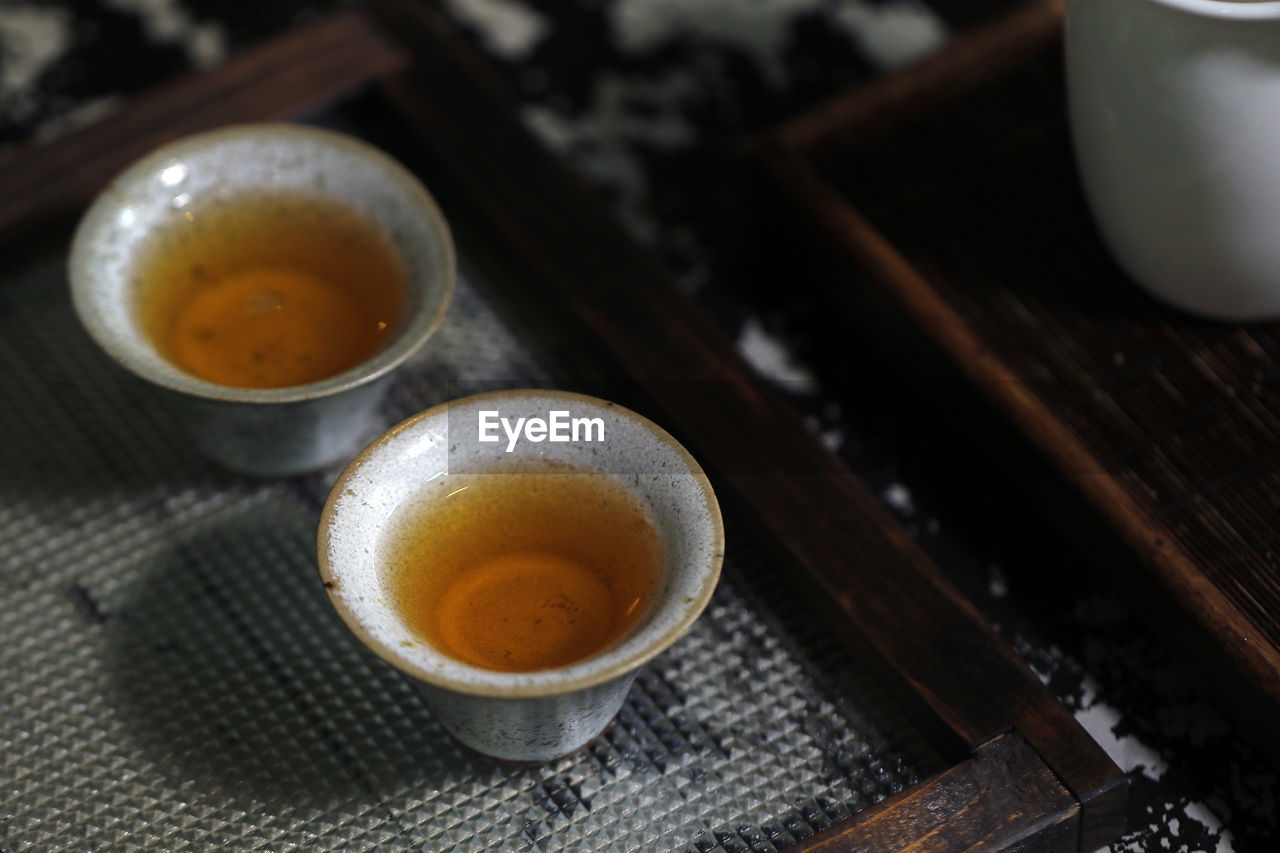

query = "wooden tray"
[0,3,1125,850]
[759,0,1280,764]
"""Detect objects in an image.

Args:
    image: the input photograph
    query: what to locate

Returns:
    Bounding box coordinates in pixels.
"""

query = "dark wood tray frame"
[757,0,1280,766]
[0,2,1125,850]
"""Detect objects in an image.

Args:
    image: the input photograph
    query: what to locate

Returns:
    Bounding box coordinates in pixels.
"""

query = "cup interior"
[68,123,455,402]
[318,390,725,697]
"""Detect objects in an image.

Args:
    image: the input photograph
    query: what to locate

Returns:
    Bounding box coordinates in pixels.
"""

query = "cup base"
[450,713,619,766]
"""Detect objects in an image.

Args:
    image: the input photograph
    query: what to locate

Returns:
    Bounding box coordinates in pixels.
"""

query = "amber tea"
[135,190,408,389]
[387,462,664,673]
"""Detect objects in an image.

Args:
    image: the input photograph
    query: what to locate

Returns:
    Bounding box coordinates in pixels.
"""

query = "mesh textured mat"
[0,234,941,852]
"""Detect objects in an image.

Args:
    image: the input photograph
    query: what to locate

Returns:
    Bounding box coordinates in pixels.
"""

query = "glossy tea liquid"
[388,463,663,672]
[135,191,407,388]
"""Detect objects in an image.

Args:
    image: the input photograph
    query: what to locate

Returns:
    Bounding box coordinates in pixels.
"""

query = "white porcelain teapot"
[1067,0,1280,320]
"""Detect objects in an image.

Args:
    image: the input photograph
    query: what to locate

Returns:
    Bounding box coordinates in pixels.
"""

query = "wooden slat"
[369,2,1126,850]
[792,734,1078,853]
[0,10,408,242]
[773,0,1064,157]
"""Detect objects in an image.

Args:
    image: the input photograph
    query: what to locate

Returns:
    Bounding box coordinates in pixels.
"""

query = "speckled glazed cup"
[318,390,724,763]
[68,123,454,476]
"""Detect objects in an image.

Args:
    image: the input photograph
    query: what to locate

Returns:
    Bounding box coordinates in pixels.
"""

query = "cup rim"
[67,122,456,404]
[1140,0,1280,19]
[317,388,726,698]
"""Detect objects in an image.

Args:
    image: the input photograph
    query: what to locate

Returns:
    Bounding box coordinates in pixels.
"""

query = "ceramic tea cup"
[318,389,724,763]
[69,123,455,475]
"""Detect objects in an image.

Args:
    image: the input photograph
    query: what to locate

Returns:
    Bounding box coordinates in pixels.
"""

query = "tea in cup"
[318,390,724,763]
[387,461,664,673]
[69,123,454,475]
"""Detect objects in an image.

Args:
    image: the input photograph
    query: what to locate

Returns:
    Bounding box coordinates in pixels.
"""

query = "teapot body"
[1067,0,1280,320]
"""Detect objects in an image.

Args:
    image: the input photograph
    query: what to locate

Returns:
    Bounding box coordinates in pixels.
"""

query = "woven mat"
[0,234,940,852]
